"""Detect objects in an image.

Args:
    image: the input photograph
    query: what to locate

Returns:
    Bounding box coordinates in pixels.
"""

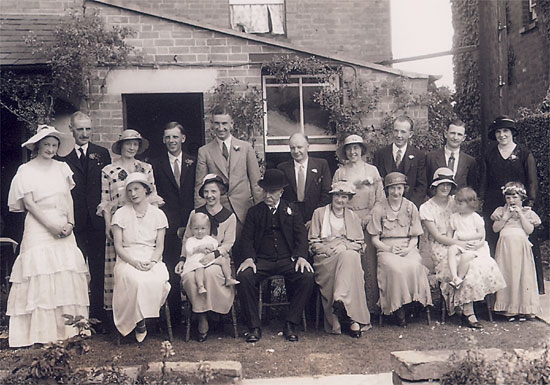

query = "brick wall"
[0,0,80,12]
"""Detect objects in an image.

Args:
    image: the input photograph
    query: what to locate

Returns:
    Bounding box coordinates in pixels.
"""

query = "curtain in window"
[230,1,285,34]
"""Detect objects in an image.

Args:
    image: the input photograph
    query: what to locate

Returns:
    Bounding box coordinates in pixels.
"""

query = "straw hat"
[488,116,518,140]
[21,125,73,157]
[384,172,408,188]
[431,167,457,188]
[336,134,368,161]
[198,173,229,198]
[329,181,356,196]
[124,172,152,192]
[258,169,288,191]
[112,129,149,155]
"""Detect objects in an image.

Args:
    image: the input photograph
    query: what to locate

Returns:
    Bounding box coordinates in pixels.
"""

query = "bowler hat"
[384,172,408,188]
[22,125,73,157]
[198,173,229,198]
[488,116,518,140]
[336,134,368,161]
[431,167,457,188]
[112,129,150,155]
[258,169,288,191]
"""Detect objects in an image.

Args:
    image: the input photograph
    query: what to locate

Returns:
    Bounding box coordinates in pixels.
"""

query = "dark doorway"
[123,93,205,161]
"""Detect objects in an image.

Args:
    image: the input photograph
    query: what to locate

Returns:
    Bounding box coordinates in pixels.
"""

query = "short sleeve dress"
[6,160,89,347]
[420,198,506,315]
[366,198,432,315]
[110,204,170,336]
[449,212,492,259]
[97,160,162,310]
[182,235,219,275]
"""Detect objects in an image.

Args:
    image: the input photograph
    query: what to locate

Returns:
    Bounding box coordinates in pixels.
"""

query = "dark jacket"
[151,151,196,235]
[373,144,427,207]
[60,143,111,232]
[236,199,308,266]
[425,148,479,191]
[277,157,332,222]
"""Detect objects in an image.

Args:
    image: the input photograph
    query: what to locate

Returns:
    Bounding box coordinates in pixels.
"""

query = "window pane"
[266,86,301,137]
[303,86,329,136]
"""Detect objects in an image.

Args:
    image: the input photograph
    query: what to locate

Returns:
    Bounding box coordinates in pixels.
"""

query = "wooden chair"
[258,275,307,331]
[378,305,432,327]
[440,291,493,323]
[114,302,173,344]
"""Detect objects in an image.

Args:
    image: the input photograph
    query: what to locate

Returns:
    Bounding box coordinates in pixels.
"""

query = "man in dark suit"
[236,169,314,343]
[425,120,479,191]
[277,133,332,225]
[373,115,427,207]
[61,111,111,327]
[151,122,196,324]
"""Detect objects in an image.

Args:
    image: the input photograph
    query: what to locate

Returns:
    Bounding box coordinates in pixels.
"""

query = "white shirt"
[75,143,89,158]
[168,152,183,174]
[268,200,281,213]
[392,143,408,163]
[293,158,309,185]
[444,146,460,175]
[217,137,232,160]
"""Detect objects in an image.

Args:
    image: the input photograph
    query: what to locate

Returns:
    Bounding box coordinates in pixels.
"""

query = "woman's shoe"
[349,322,361,338]
[135,323,147,343]
[197,331,208,342]
[462,314,483,329]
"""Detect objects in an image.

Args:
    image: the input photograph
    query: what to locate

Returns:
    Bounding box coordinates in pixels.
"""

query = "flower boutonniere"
[89,153,99,161]
[509,154,518,161]
[312,168,318,173]
[286,206,293,216]
[233,145,240,151]
[364,176,374,185]
[184,158,194,167]
[408,154,415,160]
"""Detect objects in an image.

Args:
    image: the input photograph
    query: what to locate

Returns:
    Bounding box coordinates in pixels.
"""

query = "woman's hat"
[488,116,518,140]
[124,172,151,191]
[384,172,408,188]
[431,167,457,188]
[336,134,367,161]
[329,181,356,196]
[21,125,73,157]
[111,129,150,155]
[258,169,288,191]
[198,173,229,198]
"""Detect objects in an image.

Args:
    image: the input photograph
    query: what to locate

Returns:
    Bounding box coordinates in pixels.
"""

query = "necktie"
[79,148,86,168]
[448,152,455,172]
[395,149,403,168]
[173,158,181,188]
[297,165,306,202]
[222,142,229,160]
[270,207,277,215]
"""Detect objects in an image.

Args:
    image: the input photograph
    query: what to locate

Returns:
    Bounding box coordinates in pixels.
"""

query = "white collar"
[168,151,182,163]
[293,158,308,170]
[392,143,408,157]
[75,143,89,154]
[217,136,232,149]
[444,146,460,157]
[267,200,280,211]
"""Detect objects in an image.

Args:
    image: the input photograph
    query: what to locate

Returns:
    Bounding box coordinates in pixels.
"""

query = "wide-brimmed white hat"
[21,125,73,157]
[124,172,152,192]
[112,129,149,155]
[431,167,457,188]
[336,134,368,161]
[329,181,356,196]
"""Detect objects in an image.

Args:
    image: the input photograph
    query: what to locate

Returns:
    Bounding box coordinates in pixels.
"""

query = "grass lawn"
[1,311,548,380]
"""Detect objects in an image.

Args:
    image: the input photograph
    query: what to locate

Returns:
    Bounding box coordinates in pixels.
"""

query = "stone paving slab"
[241,373,393,385]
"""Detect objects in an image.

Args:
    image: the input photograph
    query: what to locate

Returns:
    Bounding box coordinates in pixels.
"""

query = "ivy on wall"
[450,0,481,138]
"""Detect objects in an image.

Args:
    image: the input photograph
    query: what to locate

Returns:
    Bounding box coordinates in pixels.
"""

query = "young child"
[181,213,239,293]
[447,187,491,289]
[491,182,541,320]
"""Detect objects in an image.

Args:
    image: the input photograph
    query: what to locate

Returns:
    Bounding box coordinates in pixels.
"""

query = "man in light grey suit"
[195,106,263,231]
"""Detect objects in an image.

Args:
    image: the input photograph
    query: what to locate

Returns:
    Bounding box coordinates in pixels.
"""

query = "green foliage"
[0,10,135,130]
[441,345,550,385]
[262,55,341,84]
[450,0,481,137]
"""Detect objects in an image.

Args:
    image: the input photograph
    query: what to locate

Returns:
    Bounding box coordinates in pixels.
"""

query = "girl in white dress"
[7,125,89,347]
[492,182,541,320]
[111,173,170,342]
[181,212,238,293]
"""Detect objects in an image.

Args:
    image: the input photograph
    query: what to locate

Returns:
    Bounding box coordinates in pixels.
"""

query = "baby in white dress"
[181,213,239,293]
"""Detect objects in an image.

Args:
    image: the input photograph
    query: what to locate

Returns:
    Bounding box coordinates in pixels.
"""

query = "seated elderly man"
[236,169,314,343]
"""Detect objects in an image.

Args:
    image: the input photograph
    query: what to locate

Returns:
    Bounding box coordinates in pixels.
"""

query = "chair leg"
[440,291,446,323]
[231,304,238,338]
[426,306,431,325]
[302,310,307,332]
[185,305,191,342]
[258,281,263,322]
[486,295,493,322]
[379,313,383,327]
[315,290,321,331]
[164,304,173,342]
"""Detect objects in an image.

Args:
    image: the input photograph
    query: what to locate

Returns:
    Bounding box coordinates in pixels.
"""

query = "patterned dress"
[419,197,506,315]
[366,198,432,315]
[97,160,162,310]
[332,161,385,313]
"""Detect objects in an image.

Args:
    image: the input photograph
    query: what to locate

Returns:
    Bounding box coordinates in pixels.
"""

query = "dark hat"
[198,173,228,198]
[112,129,150,155]
[258,169,288,191]
[488,116,518,140]
[384,172,408,188]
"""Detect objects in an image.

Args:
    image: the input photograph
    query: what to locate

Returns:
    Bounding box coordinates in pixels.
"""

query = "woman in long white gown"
[7,125,89,347]
[111,172,170,342]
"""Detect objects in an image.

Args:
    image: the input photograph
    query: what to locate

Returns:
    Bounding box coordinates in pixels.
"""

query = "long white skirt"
[7,209,89,347]
[112,245,171,336]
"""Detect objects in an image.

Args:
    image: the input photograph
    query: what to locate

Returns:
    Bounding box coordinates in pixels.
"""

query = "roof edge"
[88,0,428,79]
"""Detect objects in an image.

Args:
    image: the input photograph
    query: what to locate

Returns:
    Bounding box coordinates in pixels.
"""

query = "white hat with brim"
[124,172,152,191]
[112,129,149,155]
[431,167,457,188]
[21,125,73,157]
[329,181,356,196]
[336,134,368,161]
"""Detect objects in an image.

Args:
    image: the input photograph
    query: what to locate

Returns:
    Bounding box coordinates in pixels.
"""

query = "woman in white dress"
[7,125,89,347]
[111,172,170,342]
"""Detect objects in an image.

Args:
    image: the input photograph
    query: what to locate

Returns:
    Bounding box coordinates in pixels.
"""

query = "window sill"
[520,20,537,34]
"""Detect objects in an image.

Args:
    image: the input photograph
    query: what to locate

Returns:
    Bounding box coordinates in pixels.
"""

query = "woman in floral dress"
[97,129,163,310]
[332,134,385,313]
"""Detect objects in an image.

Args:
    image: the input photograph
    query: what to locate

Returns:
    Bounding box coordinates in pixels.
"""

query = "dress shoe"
[135,324,147,343]
[283,322,299,342]
[462,314,483,329]
[394,308,407,327]
[349,322,361,338]
[245,327,261,343]
[197,331,208,342]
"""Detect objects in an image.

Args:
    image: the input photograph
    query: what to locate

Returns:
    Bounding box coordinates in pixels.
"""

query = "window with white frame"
[263,75,338,152]
[229,0,285,35]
